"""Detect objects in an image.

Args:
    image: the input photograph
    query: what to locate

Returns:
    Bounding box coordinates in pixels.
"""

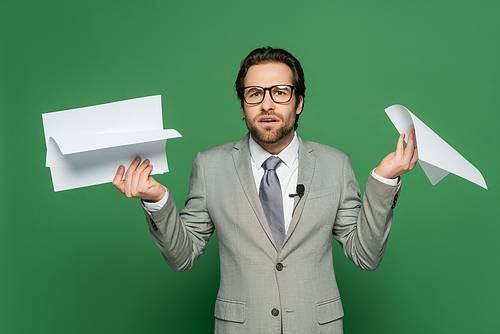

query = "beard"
[245,112,295,145]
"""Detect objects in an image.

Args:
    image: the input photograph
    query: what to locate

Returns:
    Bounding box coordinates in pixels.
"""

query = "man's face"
[241,62,303,148]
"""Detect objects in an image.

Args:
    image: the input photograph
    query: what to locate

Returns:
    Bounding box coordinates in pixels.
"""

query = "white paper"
[42,95,182,191]
[385,105,487,189]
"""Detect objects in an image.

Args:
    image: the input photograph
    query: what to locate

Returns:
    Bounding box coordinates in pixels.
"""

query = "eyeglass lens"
[244,85,293,104]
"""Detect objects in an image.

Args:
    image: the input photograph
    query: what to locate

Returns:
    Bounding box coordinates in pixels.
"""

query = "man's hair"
[235,47,306,130]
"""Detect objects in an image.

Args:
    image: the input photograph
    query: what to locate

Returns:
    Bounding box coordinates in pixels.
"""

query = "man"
[113,47,418,333]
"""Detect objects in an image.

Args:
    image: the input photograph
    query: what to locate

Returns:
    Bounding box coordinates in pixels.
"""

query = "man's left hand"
[374,128,419,179]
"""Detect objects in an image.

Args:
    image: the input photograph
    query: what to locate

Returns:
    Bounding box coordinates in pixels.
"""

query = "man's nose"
[260,91,275,111]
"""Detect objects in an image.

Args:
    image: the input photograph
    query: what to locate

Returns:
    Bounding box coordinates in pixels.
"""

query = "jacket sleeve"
[333,156,401,271]
[142,152,215,272]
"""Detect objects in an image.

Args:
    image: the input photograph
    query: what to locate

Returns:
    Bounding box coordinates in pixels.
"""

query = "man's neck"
[248,132,298,171]
[251,131,295,155]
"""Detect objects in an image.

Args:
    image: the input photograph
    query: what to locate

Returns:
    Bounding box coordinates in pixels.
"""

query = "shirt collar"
[249,132,299,170]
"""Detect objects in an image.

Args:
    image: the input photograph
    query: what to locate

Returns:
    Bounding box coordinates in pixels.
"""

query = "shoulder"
[299,136,350,162]
[199,141,237,156]
[199,133,249,156]
[194,135,247,165]
[298,136,356,188]
[189,137,247,179]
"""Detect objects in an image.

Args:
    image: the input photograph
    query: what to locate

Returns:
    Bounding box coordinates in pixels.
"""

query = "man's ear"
[296,96,304,115]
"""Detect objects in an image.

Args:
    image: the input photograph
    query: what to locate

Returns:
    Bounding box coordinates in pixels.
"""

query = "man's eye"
[250,91,262,97]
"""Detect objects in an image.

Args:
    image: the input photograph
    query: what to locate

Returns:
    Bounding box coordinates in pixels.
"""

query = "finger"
[140,163,154,185]
[137,164,154,194]
[130,159,151,195]
[404,128,419,164]
[410,146,419,168]
[406,128,416,152]
[124,157,141,179]
[396,133,405,156]
[112,165,126,193]
[124,157,142,197]
[407,128,415,148]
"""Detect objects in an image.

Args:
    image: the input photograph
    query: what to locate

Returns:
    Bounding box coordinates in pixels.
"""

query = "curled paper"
[42,95,182,192]
[385,105,487,189]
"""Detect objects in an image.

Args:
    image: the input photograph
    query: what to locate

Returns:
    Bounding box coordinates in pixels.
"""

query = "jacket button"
[151,220,158,230]
[391,194,399,209]
[271,308,279,316]
[276,263,283,271]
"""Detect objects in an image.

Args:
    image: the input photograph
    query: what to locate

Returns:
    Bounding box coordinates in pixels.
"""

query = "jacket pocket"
[316,297,344,325]
[214,297,246,323]
[307,187,337,200]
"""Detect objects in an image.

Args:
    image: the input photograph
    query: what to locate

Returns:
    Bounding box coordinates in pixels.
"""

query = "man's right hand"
[113,157,166,203]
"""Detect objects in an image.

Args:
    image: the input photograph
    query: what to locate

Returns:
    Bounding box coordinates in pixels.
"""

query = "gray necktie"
[259,156,286,250]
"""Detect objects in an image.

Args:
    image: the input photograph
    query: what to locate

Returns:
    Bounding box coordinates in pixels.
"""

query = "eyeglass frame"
[241,84,296,105]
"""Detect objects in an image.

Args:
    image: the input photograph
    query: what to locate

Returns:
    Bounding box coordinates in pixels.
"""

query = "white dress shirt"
[143,133,398,231]
[248,132,299,233]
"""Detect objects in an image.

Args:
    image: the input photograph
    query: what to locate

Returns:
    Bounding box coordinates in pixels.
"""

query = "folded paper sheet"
[385,105,487,189]
[43,95,182,191]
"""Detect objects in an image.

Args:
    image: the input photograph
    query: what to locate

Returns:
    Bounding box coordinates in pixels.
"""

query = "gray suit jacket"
[142,133,401,333]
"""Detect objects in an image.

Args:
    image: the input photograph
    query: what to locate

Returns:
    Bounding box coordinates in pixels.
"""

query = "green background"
[1,1,498,333]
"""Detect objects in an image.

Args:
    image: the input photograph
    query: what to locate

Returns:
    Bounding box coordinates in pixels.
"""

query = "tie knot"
[262,156,282,171]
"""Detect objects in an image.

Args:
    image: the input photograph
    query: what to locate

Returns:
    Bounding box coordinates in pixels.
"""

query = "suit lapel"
[283,135,315,247]
[232,134,277,249]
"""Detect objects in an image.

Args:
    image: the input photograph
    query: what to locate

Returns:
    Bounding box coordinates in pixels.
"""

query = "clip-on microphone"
[289,184,305,198]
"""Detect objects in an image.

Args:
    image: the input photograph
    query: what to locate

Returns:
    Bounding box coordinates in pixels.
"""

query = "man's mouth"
[257,115,281,124]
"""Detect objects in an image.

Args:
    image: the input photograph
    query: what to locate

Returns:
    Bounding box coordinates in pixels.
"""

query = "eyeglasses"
[242,85,295,105]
